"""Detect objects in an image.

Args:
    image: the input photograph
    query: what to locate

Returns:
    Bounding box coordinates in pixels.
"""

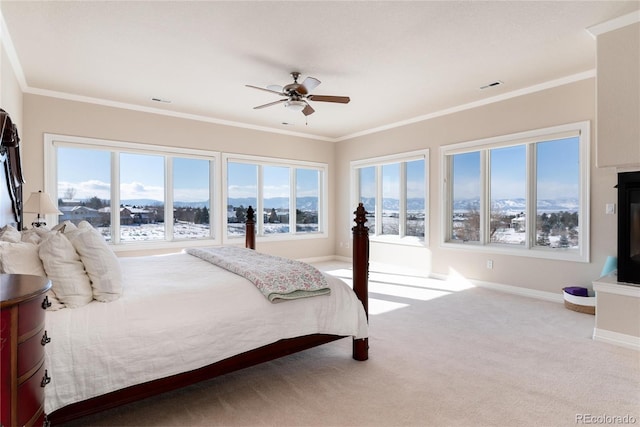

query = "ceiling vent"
[480,81,503,90]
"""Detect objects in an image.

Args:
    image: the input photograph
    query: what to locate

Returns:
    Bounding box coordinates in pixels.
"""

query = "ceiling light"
[284,100,306,112]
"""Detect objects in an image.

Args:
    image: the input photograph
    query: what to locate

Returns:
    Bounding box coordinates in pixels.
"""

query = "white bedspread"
[44,252,368,414]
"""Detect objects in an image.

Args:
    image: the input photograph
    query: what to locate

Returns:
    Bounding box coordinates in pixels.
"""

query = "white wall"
[21,94,337,259]
[17,79,621,295]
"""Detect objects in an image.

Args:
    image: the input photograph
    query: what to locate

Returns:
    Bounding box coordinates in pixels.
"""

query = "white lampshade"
[24,191,62,215]
[284,100,306,112]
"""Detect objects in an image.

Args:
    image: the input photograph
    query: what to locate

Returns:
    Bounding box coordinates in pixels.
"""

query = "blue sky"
[58,148,319,202]
[453,137,579,200]
[359,159,425,200]
[58,137,577,204]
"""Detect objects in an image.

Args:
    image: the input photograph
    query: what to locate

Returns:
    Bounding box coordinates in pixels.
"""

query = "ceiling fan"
[246,72,350,116]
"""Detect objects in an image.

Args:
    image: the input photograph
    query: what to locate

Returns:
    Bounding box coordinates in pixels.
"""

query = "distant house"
[59,205,101,225]
[99,207,134,225]
[511,214,526,232]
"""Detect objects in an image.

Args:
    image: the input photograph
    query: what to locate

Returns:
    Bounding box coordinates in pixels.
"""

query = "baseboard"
[324,257,562,303]
[592,328,640,351]
[429,272,563,303]
[299,255,341,264]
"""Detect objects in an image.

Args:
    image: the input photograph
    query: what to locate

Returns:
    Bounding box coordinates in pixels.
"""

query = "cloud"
[120,181,164,200]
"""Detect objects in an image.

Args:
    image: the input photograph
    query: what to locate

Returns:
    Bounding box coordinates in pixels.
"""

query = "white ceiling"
[1,1,638,141]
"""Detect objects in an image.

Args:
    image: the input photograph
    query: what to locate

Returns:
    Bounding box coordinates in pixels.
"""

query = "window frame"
[45,134,222,251]
[350,149,429,246]
[44,134,329,251]
[221,153,329,244]
[439,121,590,262]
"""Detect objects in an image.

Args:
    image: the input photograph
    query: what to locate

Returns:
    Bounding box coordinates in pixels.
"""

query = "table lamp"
[23,190,62,228]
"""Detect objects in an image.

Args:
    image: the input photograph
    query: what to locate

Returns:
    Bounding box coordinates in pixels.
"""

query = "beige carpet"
[59,262,639,427]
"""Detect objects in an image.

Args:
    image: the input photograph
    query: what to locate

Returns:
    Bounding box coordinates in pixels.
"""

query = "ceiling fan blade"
[302,104,315,116]
[253,99,288,109]
[307,95,350,104]
[301,77,321,93]
[245,84,285,96]
[267,84,283,93]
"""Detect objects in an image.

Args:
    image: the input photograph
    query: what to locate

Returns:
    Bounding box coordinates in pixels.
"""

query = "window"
[119,152,165,242]
[295,168,320,233]
[223,154,327,241]
[351,149,428,244]
[263,165,290,234]
[46,135,217,247]
[48,136,329,249]
[173,157,211,239]
[57,145,112,240]
[358,166,376,235]
[441,121,590,262]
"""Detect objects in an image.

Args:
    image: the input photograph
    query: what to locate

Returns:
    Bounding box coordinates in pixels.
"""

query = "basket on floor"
[562,288,595,315]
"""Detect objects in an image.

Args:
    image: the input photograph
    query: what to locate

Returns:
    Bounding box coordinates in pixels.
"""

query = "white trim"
[592,328,640,351]
[350,149,429,246]
[298,255,338,264]
[441,123,583,154]
[440,121,590,263]
[351,149,428,167]
[586,10,640,38]
[0,10,28,90]
[45,133,220,158]
[221,153,329,244]
[593,279,640,298]
[429,272,563,303]
[45,133,223,248]
[26,86,334,142]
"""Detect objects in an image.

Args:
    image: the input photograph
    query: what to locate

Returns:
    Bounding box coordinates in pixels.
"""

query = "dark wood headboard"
[1,109,24,230]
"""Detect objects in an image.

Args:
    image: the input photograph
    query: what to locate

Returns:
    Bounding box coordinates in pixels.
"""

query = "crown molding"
[336,70,596,142]
[0,9,28,89]
[587,10,640,38]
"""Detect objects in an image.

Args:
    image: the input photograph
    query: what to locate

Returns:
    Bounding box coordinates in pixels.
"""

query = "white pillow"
[66,221,122,302]
[0,224,21,243]
[39,231,93,308]
[53,220,77,233]
[0,241,46,275]
[21,227,53,245]
[0,241,65,310]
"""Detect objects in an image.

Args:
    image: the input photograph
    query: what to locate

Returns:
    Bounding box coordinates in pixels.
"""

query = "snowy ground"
[99,222,318,241]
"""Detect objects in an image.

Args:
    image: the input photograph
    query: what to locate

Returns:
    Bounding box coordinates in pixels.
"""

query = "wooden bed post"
[245,205,256,250]
[352,203,369,361]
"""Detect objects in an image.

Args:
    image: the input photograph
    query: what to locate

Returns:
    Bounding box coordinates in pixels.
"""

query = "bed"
[0,113,370,425]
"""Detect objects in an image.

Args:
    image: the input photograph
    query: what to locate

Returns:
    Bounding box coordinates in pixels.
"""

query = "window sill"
[369,235,426,247]
[440,241,588,263]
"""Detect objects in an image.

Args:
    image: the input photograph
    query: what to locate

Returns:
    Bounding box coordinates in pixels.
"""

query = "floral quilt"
[185,246,331,302]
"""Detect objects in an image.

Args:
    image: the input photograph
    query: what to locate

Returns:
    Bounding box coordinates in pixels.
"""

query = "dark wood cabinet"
[1,274,51,427]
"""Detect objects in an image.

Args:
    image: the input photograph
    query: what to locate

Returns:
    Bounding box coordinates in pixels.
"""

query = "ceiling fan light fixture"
[284,100,306,112]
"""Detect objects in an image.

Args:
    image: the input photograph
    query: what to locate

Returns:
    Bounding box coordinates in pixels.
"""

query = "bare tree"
[64,187,76,201]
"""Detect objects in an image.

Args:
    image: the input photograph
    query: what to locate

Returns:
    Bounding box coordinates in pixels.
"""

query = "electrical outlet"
[486,260,493,269]
[605,203,616,215]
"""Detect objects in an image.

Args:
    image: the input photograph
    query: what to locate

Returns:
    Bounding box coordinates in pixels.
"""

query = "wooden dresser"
[1,274,52,427]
